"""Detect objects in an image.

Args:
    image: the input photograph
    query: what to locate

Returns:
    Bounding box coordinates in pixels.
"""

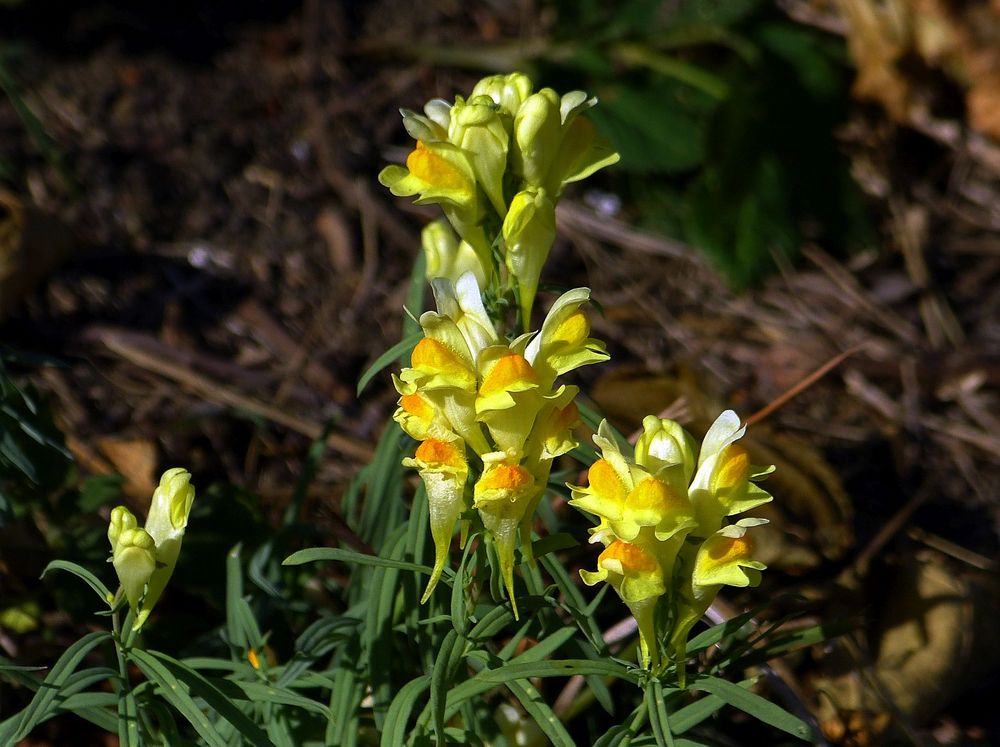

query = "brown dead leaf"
[316,206,355,274]
[836,0,1000,138]
[0,191,77,321]
[96,437,158,499]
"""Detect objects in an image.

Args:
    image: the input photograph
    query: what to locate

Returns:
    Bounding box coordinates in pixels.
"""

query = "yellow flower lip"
[627,477,684,512]
[479,353,538,396]
[411,337,468,374]
[586,459,627,503]
[406,140,467,190]
[552,311,589,345]
[415,439,465,469]
[551,401,579,431]
[706,534,754,564]
[480,463,533,491]
[713,444,750,491]
[599,540,658,574]
[400,393,434,420]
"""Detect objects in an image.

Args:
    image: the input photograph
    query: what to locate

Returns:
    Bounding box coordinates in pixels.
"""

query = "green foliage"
[547,0,871,286]
[0,354,73,525]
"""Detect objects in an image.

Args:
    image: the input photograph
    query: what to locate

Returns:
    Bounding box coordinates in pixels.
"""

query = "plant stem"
[112,599,142,745]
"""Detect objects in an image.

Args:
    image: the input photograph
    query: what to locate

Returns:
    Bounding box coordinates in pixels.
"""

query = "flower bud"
[108,505,139,552]
[471,73,533,116]
[634,415,697,484]
[111,526,156,614]
[502,187,556,326]
[422,220,487,288]
[449,95,510,217]
[512,90,561,189]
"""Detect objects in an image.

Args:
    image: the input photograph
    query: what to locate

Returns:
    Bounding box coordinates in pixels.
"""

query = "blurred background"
[1,1,999,744]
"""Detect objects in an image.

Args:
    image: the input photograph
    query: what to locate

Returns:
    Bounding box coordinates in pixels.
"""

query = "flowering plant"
[8,71,817,747]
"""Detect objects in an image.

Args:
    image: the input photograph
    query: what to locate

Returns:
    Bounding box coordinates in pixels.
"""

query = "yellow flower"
[669,518,767,685]
[392,391,457,443]
[546,111,620,197]
[394,274,498,454]
[569,422,697,579]
[404,438,469,602]
[511,87,619,197]
[474,459,538,618]
[580,540,666,669]
[524,288,609,388]
[108,469,196,629]
[399,99,451,143]
[108,507,156,615]
[688,410,773,536]
[475,348,544,456]
[692,520,767,590]
[528,390,580,462]
[379,140,491,272]
[429,273,498,360]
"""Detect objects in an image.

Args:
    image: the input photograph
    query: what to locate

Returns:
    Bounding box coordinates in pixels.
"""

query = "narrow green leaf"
[233,681,331,718]
[276,616,360,688]
[668,678,752,734]
[381,675,430,747]
[691,674,813,741]
[684,608,758,656]
[477,659,638,684]
[60,692,118,709]
[430,630,463,744]
[509,626,576,664]
[283,546,434,576]
[118,685,141,747]
[6,630,110,743]
[594,699,647,747]
[129,649,228,747]
[41,560,112,606]
[645,680,677,747]
[506,678,576,747]
[403,250,427,339]
[357,423,405,549]
[132,649,275,747]
[449,538,477,636]
[357,333,422,395]
[328,657,363,746]
[468,604,514,641]
[540,555,607,653]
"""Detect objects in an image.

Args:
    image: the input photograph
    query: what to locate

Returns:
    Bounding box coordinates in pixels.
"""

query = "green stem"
[112,596,143,745]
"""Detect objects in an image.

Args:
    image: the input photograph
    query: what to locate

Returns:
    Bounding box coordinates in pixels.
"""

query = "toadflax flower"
[380,73,618,327]
[395,273,608,613]
[108,468,195,629]
[572,411,774,677]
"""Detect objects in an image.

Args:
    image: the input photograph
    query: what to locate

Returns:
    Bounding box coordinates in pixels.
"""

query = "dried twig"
[88,326,374,461]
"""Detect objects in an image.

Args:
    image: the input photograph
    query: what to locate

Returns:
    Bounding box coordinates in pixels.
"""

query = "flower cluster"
[393,273,608,615]
[107,468,195,629]
[379,72,619,325]
[571,411,774,679]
